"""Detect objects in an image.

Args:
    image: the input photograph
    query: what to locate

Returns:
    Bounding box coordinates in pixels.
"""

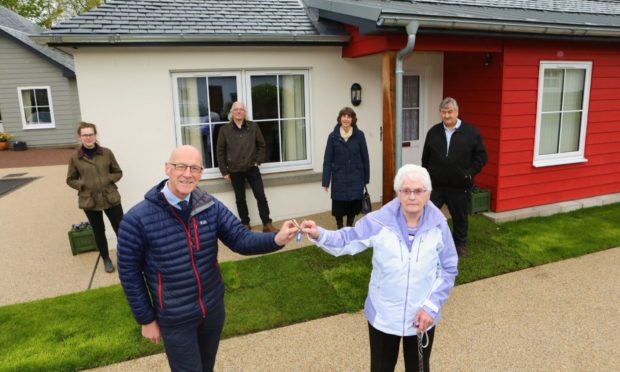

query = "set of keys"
[291,219,306,242]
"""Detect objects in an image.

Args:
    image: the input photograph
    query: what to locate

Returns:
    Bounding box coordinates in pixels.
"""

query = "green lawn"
[1,203,619,371]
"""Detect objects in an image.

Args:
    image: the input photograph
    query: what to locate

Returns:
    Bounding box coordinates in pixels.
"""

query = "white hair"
[393,164,432,193]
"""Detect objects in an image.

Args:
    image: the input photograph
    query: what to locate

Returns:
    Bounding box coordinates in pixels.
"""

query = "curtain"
[280,75,306,161]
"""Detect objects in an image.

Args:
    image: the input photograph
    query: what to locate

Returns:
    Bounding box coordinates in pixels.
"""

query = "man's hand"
[301,220,320,240]
[414,309,434,333]
[223,175,231,181]
[142,320,161,344]
[274,220,299,246]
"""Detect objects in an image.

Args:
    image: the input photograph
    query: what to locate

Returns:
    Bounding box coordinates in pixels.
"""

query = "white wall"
[73,46,384,221]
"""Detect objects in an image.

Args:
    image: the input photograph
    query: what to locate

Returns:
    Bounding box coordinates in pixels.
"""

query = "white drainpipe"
[395,21,419,170]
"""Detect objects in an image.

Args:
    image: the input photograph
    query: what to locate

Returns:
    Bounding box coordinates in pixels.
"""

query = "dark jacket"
[117,180,282,326]
[66,145,122,210]
[421,121,488,189]
[322,124,370,201]
[216,120,266,175]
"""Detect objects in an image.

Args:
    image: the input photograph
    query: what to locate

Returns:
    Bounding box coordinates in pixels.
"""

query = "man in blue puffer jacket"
[118,145,298,372]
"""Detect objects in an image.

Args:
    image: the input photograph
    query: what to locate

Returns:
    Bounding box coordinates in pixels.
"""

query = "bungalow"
[0,5,81,148]
[36,0,620,221]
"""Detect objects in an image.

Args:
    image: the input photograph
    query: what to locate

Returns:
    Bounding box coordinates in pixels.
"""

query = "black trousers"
[368,323,435,372]
[430,187,470,247]
[160,302,225,372]
[83,203,123,259]
[229,166,271,225]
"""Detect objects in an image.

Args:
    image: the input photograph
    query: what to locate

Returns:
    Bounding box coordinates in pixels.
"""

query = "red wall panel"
[495,39,620,212]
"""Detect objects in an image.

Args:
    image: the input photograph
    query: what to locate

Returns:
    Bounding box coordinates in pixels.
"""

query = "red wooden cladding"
[495,39,620,211]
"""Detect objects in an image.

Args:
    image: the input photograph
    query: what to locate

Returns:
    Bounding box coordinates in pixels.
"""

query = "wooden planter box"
[68,228,98,256]
[469,189,491,214]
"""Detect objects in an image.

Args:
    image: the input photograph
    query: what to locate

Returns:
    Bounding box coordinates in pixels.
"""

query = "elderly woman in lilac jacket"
[302,164,458,372]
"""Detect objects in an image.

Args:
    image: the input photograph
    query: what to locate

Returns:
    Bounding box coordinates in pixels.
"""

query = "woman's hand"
[414,309,434,333]
[301,220,320,240]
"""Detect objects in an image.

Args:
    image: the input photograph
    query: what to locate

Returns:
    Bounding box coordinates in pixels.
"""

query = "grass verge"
[1,203,619,371]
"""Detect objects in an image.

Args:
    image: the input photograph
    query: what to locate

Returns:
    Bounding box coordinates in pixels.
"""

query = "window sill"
[199,170,323,193]
[533,157,588,168]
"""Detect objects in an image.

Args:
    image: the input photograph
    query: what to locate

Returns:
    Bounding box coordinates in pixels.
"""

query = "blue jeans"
[160,302,225,372]
[229,166,272,225]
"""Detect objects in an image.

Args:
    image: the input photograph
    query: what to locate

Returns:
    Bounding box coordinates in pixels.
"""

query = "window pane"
[279,75,305,118]
[34,89,49,106]
[251,76,277,120]
[36,107,51,123]
[281,119,306,161]
[403,108,419,141]
[180,124,205,170]
[559,112,581,153]
[259,120,280,163]
[563,69,585,111]
[542,69,563,112]
[208,76,237,122]
[177,77,206,124]
[539,113,560,155]
[403,76,419,107]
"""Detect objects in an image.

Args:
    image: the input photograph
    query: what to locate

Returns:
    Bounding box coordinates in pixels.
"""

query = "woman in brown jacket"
[67,122,123,273]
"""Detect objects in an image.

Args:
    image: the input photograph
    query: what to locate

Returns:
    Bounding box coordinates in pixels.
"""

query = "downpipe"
[395,21,419,170]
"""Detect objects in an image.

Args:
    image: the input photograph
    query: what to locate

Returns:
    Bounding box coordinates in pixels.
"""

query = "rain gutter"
[378,15,620,38]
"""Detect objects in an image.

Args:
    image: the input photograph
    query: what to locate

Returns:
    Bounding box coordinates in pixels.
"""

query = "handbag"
[361,186,372,214]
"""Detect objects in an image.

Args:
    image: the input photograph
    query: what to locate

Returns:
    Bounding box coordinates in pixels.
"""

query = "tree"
[0,0,103,28]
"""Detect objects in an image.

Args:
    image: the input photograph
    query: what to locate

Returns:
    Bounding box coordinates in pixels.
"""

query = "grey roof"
[304,0,620,38]
[38,0,348,45]
[0,5,74,75]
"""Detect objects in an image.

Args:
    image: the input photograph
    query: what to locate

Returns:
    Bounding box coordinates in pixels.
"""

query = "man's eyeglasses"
[399,188,427,197]
[168,162,203,174]
[80,133,96,138]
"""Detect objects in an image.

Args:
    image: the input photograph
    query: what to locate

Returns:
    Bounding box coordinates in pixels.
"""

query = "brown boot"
[262,223,278,232]
[243,223,251,231]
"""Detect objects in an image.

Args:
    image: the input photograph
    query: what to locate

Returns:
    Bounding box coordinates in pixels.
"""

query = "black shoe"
[456,245,468,257]
[103,257,115,273]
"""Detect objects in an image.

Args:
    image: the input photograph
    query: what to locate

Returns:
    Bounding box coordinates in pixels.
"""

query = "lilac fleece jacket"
[312,198,458,336]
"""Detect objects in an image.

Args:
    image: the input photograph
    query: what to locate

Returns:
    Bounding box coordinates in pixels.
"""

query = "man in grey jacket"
[216,101,277,232]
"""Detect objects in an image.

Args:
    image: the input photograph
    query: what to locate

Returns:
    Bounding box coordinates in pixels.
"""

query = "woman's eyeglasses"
[399,188,427,197]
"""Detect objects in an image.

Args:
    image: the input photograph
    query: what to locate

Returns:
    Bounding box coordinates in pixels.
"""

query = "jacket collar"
[77,144,102,159]
[370,197,446,236]
[146,179,215,216]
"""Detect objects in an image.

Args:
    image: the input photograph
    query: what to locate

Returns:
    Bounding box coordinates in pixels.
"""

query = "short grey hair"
[439,97,459,110]
[393,164,432,193]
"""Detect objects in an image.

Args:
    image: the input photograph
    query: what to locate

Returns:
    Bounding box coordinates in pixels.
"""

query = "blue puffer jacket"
[322,124,370,201]
[117,180,282,326]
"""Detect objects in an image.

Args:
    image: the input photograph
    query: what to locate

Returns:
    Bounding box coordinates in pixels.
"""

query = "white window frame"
[17,86,56,129]
[171,69,312,179]
[244,70,312,175]
[533,61,591,167]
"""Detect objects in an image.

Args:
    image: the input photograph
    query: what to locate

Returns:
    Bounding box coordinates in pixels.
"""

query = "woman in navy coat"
[322,107,370,228]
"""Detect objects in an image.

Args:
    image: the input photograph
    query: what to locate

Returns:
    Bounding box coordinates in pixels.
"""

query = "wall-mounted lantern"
[351,83,362,106]
[484,53,492,66]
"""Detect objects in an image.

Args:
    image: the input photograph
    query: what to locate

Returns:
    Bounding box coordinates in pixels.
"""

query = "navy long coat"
[322,124,370,201]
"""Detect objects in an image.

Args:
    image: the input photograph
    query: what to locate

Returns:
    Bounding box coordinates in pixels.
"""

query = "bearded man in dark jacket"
[118,145,298,372]
[422,97,487,257]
